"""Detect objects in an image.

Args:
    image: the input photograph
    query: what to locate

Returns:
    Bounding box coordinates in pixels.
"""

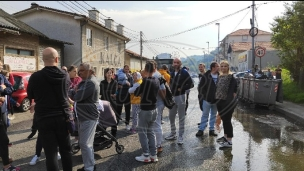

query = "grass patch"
[281,69,304,103]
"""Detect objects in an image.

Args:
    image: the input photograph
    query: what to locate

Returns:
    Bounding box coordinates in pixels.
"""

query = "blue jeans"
[199,100,217,131]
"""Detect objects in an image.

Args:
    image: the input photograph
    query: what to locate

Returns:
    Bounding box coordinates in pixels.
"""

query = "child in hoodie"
[128,72,142,134]
[117,68,130,86]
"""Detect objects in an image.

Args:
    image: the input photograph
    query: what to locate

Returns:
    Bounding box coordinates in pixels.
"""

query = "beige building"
[125,49,149,72]
[0,8,71,72]
[219,29,275,71]
[13,3,130,78]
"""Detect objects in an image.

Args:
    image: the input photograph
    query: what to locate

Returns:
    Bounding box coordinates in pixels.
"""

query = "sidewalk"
[275,101,304,123]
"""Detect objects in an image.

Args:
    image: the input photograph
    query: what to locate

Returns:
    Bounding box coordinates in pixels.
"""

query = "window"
[86,28,92,46]
[100,52,103,64]
[105,36,109,50]
[5,47,34,56]
[242,35,248,41]
[117,41,121,52]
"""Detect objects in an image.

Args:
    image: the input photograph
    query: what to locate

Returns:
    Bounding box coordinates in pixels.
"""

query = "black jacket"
[170,69,193,96]
[27,66,72,121]
[100,79,117,106]
[198,70,219,104]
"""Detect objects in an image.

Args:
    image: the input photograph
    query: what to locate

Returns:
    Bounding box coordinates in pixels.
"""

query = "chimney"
[88,8,99,23]
[116,24,124,35]
[105,18,114,30]
[31,2,39,8]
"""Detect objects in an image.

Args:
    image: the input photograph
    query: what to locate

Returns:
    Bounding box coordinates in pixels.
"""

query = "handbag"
[42,70,76,134]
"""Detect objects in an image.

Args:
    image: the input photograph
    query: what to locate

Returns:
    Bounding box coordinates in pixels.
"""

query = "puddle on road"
[227,106,304,171]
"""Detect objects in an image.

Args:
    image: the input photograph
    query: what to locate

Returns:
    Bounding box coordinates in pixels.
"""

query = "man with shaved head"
[27,47,73,171]
[165,58,193,145]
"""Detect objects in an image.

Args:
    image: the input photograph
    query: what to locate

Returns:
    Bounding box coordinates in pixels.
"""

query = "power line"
[147,6,252,42]
[147,1,284,42]
[231,8,251,33]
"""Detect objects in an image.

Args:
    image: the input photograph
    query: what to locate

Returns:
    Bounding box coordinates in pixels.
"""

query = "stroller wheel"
[115,144,124,154]
[71,143,80,154]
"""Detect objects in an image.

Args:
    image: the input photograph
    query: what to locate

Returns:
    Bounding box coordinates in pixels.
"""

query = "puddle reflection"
[230,106,304,170]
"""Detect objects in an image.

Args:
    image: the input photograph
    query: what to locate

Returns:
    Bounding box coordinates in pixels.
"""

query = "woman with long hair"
[100,68,118,137]
[67,65,82,99]
[2,64,14,86]
[215,61,238,148]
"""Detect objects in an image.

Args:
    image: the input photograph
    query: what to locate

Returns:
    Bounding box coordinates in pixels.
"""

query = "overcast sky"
[1,1,288,58]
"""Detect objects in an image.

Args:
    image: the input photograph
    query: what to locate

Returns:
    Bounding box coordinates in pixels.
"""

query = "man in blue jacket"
[165,58,193,145]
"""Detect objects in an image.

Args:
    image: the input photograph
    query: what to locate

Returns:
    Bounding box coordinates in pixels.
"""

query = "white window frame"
[105,36,109,51]
[86,28,92,46]
[242,35,248,41]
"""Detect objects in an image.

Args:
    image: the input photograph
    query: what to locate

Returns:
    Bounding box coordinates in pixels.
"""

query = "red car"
[11,72,32,112]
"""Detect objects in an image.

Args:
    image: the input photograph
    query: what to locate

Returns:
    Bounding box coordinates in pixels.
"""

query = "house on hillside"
[125,49,149,72]
[0,8,72,72]
[13,3,130,78]
[220,29,280,71]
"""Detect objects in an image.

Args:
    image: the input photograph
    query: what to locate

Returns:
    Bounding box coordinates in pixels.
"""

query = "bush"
[281,69,304,103]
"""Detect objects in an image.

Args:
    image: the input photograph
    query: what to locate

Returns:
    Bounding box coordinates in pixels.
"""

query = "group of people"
[0,61,23,171]
[196,61,238,148]
[0,46,241,171]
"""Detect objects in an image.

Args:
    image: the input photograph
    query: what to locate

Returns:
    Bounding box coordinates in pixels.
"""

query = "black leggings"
[217,99,237,138]
[116,94,131,125]
[0,124,9,165]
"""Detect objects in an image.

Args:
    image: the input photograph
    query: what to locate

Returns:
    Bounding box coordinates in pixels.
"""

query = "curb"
[274,104,304,124]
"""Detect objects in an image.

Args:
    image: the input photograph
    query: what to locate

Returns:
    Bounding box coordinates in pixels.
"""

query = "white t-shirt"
[211,73,218,84]
[153,71,166,103]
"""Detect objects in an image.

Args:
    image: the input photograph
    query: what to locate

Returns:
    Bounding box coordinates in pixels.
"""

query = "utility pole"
[251,1,255,70]
[140,31,143,70]
[216,23,220,62]
[206,41,209,54]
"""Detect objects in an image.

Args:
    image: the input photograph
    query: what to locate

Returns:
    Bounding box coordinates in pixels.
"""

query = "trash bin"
[248,79,281,106]
[243,78,250,100]
[238,78,244,99]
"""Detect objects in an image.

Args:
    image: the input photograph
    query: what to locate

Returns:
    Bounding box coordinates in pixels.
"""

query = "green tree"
[271,1,304,82]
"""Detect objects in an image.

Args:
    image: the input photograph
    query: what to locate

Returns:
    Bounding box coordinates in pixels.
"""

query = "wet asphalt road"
[5,80,304,171]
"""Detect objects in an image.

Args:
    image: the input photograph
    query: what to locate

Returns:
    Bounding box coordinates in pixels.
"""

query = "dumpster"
[238,78,244,99]
[248,79,282,109]
[243,78,250,100]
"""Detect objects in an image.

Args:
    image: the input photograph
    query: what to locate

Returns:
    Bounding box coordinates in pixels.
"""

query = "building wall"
[0,32,39,71]
[38,43,62,70]
[81,24,125,79]
[221,34,272,60]
[15,10,81,67]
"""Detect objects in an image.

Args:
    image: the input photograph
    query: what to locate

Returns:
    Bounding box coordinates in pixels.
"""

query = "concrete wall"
[16,10,81,67]
[0,32,39,71]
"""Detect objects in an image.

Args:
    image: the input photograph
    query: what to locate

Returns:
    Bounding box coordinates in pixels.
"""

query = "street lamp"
[206,41,209,54]
[215,23,220,62]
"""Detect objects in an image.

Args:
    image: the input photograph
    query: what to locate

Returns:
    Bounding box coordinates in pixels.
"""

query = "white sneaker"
[29,155,40,165]
[177,136,183,145]
[165,133,177,140]
[126,125,131,131]
[150,155,158,162]
[57,152,61,160]
[135,154,151,162]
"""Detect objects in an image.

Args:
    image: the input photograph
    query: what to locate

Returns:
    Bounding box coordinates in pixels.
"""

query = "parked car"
[11,72,32,112]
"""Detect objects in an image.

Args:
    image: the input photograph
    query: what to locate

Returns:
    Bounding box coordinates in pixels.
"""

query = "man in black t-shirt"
[134,61,160,163]
[275,65,282,79]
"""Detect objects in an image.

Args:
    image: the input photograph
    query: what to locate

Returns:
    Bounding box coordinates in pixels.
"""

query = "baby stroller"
[71,100,124,154]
